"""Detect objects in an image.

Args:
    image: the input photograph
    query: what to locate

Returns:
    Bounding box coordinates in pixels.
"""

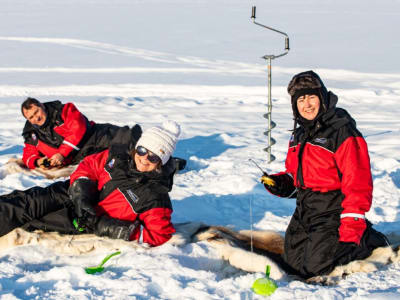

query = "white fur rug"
[0,222,398,285]
[5,157,76,179]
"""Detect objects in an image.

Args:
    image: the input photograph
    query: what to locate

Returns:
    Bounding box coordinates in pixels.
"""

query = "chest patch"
[31,133,37,141]
[314,137,327,144]
[126,189,139,203]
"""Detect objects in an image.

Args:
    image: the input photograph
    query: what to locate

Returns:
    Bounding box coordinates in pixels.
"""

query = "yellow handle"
[261,175,275,186]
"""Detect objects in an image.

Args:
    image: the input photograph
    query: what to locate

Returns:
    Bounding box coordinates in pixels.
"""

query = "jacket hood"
[288,70,333,119]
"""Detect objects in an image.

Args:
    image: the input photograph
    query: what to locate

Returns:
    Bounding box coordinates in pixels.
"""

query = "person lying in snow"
[261,70,389,279]
[21,97,122,170]
[0,121,181,247]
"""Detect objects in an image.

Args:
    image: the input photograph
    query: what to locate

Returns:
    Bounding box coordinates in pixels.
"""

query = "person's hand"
[261,173,297,198]
[49,153,65,167]
[261,175,276,186]
[36,157,50,169]
[68,178,98,219]
[261,174,280,195]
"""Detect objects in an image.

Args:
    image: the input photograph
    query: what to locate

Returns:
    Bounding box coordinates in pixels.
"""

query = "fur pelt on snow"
[0,222,399,285]
[5,157,76,179]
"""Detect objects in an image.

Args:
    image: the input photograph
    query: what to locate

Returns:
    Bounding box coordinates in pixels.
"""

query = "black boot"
[94,215,140,241]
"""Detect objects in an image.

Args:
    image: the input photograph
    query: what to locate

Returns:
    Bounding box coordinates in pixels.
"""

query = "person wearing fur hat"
[261,70,388,279]
[0,121,182,247]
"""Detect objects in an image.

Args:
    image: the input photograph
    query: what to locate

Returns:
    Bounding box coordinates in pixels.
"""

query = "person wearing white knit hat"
[0,121,184,248]
[135,120,181,172]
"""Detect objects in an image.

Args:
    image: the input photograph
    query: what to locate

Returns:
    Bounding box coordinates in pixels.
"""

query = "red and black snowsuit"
[22,100,120,169]
[265,71,387,278]
[0,126,176,247]
[70,127,176,247]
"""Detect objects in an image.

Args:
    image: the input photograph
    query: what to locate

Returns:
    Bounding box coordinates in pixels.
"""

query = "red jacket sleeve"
[22,143,41,169]
[70,149,109,186]
[56,103,90,158]
[335,136,372,244]
[140,208,175,247]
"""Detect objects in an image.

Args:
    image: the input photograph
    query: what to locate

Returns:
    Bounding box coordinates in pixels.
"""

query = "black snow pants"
[0,180,77,237]
[283,188,388,279]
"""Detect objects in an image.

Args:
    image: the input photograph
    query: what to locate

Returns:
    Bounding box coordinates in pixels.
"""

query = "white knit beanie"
[136,120,181,165]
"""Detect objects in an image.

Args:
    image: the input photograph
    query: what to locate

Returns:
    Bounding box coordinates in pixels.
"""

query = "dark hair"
[130,149,162,173]
[21,97,42,117]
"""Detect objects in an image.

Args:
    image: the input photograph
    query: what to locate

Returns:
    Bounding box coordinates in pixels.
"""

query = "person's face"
[23,104,47,126]
[296,94,320,120]
[134,148,160,172]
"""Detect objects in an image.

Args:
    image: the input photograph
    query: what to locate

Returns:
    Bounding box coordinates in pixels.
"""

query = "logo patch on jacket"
[126,189,139,203]
[108,158,115,169]
[314,138,327,144]
[31,133,37,141]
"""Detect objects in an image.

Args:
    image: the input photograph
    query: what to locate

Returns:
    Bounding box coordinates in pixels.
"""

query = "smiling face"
[134,152,160,172]
[296,94,320,121]
[22,104,47,126]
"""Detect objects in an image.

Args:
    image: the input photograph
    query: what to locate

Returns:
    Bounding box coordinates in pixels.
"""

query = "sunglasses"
[136,146,161,164]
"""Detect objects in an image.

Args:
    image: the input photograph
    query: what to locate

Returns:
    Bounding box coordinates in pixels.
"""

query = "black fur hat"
[287,70,329,118]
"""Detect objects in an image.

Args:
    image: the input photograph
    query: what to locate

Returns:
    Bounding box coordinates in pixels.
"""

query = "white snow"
[0,0,400,299]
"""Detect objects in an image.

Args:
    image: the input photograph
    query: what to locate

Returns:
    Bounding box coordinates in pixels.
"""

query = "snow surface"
[0,0,400,299]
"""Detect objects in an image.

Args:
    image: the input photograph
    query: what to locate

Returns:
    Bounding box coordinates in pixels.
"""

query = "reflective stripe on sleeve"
[340,213,365,219]
[26,155,37,167]
[62,140,80,151]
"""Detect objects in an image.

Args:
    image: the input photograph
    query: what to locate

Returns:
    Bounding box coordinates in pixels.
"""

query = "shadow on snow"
[172,184,295,231]
[0,145,23,156]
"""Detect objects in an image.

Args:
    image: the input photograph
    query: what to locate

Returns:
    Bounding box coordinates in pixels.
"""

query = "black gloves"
[261,174,279,194]
[94,215,140,241]
[261,173,297,198]
[68,178,140,240]
[68,178,99,220]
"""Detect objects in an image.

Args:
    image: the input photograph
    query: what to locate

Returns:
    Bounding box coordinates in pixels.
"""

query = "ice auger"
[251,6,290,163]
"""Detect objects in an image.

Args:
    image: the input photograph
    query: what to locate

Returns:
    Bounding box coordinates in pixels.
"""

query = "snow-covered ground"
[0,0,400,299]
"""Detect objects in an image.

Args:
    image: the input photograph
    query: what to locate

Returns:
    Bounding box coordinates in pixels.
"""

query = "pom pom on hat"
[136,121,181,165]
[162,120,181,137]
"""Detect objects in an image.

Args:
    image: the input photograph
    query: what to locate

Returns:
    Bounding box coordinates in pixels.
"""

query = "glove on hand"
[338,216,367,245]
[261,175,276,186]
[68,178,99,219]
[94,216,141,241]
[261,173,296,198]
[261,175,279,195]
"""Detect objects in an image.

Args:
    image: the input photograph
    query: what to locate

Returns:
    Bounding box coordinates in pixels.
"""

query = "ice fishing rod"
[249,158,268,176]
[247,160,278,296]
[249,158,275,186]
[251,6,290,163]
